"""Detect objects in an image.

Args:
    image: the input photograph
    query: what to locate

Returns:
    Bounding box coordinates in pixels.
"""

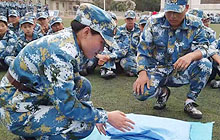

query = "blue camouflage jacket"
[115,23,141,57]
[1,29,107,124]
[137,13,210,73]
[0,29,17,59]
[15,31,43,55]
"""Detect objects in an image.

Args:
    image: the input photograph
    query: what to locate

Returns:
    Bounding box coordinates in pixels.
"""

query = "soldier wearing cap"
[27,0,34,13]
[0,3,134,140]
[8,9,20,37]
[109,11,118,24]
[14,16,43,55]
[25,12,42,35]
[47,16,64,35]
[139,15,149,32]
[188,9,220,86]
[133,0,212,119]
[0,15,17,70]
[80,11,119,77]
[36,12,50,35]
[98,10,141,79]
[117,10,141,77]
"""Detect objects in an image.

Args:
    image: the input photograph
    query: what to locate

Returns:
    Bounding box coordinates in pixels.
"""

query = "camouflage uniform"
[117,22,140,75]
[101,10,140,77]
[0,16,17,70]
[0,3,116,139]
[189,9,220,83]
[36,12,49,36]
[8,10,20,37]
[0,1,7,17]
[25,12,42,35]
[15,16,43,55]
[47,16,64,35]
[135,11,212,102]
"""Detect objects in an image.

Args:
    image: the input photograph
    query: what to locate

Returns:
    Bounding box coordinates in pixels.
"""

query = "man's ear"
[82,26,90,39]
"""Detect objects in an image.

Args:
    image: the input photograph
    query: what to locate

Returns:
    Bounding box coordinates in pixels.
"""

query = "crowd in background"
[0,0,49,17]
[0,1,66,72]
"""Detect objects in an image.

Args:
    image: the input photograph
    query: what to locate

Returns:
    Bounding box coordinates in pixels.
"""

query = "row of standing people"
[0,10,65,71]
[0,1,49,17]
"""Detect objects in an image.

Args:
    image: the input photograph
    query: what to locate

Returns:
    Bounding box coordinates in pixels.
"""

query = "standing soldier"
[28,0,34,13]
[36,0,42,13]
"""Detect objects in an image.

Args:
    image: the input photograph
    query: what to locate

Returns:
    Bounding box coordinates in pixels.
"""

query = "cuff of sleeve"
[137,65,146,74]
[198,48,207,58]
[96,108,108,124]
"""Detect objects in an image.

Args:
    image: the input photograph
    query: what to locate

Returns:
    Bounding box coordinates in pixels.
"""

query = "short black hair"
[71,20,99,35]
[0,20,7,26]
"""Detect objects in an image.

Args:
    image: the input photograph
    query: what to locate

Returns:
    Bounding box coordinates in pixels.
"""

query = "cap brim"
[21,21,34,25]
[125,16,135,19]
[37,16,47,20]
[51,21,62,27]
[164,4,185,13]
[139,20,147,25]
[100,32,117,48]
[0,19,7,23]
[9,14,18,17]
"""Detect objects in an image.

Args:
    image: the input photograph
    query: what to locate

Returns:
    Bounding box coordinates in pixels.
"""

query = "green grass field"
[0,19,220,140]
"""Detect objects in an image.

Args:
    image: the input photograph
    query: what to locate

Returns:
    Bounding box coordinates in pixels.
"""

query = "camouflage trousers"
[120,55,137,74]
[134,58,212,101]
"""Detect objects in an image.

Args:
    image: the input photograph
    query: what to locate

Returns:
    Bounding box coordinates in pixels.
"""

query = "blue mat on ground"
[81,113,213,140]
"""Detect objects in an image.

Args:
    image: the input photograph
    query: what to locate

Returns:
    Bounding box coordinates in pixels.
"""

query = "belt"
[6,71,36,93]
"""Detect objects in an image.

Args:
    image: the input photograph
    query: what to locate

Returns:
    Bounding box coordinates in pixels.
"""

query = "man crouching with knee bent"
[133,0,212,119]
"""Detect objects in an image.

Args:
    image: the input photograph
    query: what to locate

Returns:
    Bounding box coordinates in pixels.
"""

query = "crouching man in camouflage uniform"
[0,3,134,140]
[133,0,212,119]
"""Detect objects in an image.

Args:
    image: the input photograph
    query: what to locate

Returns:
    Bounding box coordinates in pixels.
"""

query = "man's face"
[202,18,210,27]
[165,5,189,29]
[21,23,34,37]
[0,21,7,37]
[51,22,64,33]
[125,18,136,31]
[8,16,20,24]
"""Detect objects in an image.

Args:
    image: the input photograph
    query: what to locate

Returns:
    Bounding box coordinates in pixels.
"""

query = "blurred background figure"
[8,9,20,36]
[47,16,65,35]
[0,16,17,70]
[138,15,149,32]
[36,12,50,35]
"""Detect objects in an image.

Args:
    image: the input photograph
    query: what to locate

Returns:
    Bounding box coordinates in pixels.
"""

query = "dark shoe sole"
[153,104,166,110]
[102,75,116,80]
